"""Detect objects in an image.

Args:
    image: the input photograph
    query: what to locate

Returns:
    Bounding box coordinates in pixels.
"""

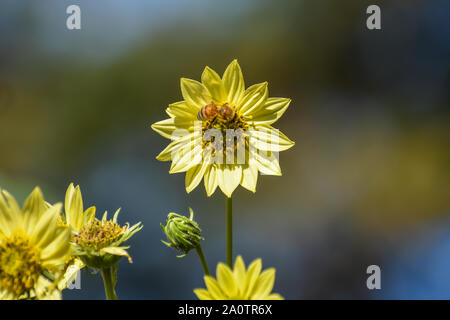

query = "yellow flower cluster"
[0,184,142,300]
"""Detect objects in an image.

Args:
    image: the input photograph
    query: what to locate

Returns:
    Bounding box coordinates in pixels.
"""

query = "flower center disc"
[201,104,250,163]
[0,231,41,296]
[74,219,125,250]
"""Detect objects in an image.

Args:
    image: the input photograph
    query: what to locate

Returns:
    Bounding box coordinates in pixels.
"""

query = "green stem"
[101,267,118,300]
[226,196,233,267]
[195,244,210,275]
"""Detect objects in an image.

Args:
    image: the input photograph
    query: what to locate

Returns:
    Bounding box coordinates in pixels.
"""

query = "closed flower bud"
[161,208,202,257]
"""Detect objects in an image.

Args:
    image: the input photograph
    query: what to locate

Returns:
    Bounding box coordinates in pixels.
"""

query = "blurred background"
[0,0,449,299]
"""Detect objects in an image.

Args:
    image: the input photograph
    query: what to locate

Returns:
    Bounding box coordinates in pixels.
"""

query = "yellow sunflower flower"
[57,183,96,290]
[0,187,71,300]
[194,255,284,300]
[152,59,294,197]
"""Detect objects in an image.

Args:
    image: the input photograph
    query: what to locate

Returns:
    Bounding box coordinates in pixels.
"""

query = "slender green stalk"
[101,267,118,300]
[195,244,210,275]
[226,196,233,267]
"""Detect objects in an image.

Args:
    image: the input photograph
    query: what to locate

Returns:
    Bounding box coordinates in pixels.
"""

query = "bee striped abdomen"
[217,103,235,121]
[197,102,218,121]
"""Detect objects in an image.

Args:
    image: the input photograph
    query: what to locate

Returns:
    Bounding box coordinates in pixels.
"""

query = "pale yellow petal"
[66,185,84,231]
[151,118,194,140]
[180,78,211,109]
[22,187,46,217]
[58,259,84,290]
[0,190,21,234]
[233,255,247,294]
[100,246,132,263]
[249,126,295,152]
[250,268,275,299]
[264,293,284,300]
[204,275,225,300]
[0,289,14,300]
[216,262,238,297]
[251,98,291,125]
[31,204,61,248]
[156,133,199,162]
[237,82,268,116]
[84,206,96,226]
[0,191,18,236]
[240,164,258,193]
[64,183,75,218]
[222,59,245,106]
[185,161,210,194]
[194,288,213,300]
[202,66,227,104]
[169,140,203,173]
[243,258,262,299]
[40,227,71,267]
[166,101,198,120]
[218,165,242,198]
[35,276,62,300]
[251,149,282,176]
[204,165,219,197]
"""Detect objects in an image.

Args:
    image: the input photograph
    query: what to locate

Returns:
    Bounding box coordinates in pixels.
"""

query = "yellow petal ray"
[40,227,71,266]
[22,187,46,220]
[100,246,132,263]
[169,141,203,174]
[66,185,85,231]
[251,98,291,125]
[166,101,198,120]
[249,268,276,299]
[249,126,295,152]
[237,82,268,116]
[0,191,19,236]
[156,133,199,162]
[216,262,238,297]
[204,275,225,300]
[252,149,282,176]
[194,288,213,300]
[58,258,84,290]
[185,160,210,194]
[0,190,21,234]
[35,276,62,300]
[180,78,212,109]
[204,165,219,196]
[240,164,258,193]
[64,183,75,218]
[243,258,262,299]
[31,204,61,248]
[202,66,227,104]
[83,206,96,227]
[151,118,194,140]
[222,59,245,106]
[218,165,242,198]
[233,255,247,294]
[264,293,284,300]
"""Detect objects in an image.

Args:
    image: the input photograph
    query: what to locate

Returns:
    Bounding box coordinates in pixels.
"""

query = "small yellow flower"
[0,187,71,300]
[194,255,284,300]
[152,60,294,197]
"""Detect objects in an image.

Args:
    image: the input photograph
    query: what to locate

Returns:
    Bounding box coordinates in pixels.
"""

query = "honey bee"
[197,102,236,122]
[197,102,218,121]
[217,103,236,121]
